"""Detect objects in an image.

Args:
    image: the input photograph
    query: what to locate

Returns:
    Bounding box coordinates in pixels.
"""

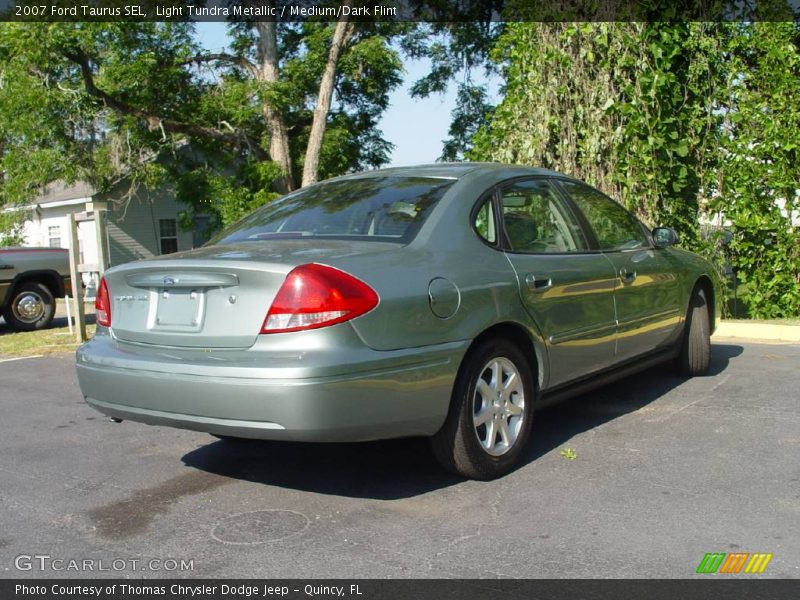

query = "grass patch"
[0,324,95,357]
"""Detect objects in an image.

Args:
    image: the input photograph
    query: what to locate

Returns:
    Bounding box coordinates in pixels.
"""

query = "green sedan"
[76,163,718,479]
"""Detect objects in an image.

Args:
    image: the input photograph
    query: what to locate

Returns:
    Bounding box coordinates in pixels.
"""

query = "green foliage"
[249,21,405,179]
[0,209,27,246]
[711,22,800,318]
[404,19,505,160]
[0,22,205,205]
[471,23,714,245]
[174,154,282,228]
[440,84,495,161]
[472,21,800,317]
[560,448,577,461]
[0,20,406,236]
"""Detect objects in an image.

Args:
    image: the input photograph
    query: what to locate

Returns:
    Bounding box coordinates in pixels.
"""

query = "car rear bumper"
[76,330,467,442]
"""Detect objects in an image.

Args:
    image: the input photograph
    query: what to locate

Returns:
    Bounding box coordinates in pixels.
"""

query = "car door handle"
[525,273,552,293]
[619,268,637,284]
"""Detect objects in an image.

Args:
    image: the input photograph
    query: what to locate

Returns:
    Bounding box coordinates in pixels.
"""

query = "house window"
[48,225,62,248]
[159,219,178,255]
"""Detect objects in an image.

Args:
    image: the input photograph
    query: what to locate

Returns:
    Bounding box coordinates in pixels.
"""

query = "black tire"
[2,281,56,332]
[430,338,535,480]
[675,287,711,376]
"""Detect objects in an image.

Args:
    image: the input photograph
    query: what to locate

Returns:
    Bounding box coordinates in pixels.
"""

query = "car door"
[489,178,618,389]
[556,180,683,364]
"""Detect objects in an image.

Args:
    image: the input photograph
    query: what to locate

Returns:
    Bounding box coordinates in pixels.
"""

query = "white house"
[12,180,211,298]
[19,180,207,267]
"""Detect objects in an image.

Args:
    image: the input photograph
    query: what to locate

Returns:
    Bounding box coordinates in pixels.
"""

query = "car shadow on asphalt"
[521,342,743,466]
[181,342,744,500]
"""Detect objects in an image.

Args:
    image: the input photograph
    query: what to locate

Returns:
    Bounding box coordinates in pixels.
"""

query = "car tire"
[430,338,535,480]
[675,287,711,376]
[2,281,56,332]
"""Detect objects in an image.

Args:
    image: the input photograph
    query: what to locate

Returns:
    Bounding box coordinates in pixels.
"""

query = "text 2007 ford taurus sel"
[76,164,718,479]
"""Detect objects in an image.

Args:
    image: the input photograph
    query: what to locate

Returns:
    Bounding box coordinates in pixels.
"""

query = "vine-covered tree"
[470,22,719,246]
[711,21,800,318]
[470,20,799,317]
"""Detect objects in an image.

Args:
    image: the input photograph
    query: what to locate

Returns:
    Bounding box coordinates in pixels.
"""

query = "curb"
[714,320,800,342]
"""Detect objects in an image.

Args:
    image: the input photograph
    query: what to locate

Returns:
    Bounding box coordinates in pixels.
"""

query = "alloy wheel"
[472,357,526,456]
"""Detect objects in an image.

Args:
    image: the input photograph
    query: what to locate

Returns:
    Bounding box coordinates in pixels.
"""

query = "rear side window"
[560,181,648,251]
[499,179,588,253]
[212,176,454,245]
[474,199,497,244]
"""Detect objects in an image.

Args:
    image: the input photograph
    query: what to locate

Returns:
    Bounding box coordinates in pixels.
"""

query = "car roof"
[331,162,568,182]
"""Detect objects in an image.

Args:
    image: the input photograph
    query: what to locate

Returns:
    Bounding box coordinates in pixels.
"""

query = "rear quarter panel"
[331,244,530,351]
[328,171,549,386]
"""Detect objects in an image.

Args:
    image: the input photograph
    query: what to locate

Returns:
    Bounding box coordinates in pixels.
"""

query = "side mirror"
[652,227,679,248]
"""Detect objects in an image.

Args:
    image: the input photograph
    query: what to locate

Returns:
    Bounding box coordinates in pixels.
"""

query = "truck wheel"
[2,282,56,331]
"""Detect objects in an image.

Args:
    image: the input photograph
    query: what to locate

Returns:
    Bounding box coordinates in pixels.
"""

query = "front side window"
[560,181,648,251]
[212,176,454,245]
[499,179,587,253]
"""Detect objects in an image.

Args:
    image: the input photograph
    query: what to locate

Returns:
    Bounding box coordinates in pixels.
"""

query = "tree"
[711,21,800,318]
[469,19,799,317]
[0,2,511,238]
[470,22,720,246]
[402,16,505,161]
[0,10,405,229]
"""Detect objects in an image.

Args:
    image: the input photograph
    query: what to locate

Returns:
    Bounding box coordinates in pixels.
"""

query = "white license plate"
[151,288,205,331]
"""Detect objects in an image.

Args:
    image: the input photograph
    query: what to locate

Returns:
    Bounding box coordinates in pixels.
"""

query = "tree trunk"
[256,21,295,193]
[301,10,354,187]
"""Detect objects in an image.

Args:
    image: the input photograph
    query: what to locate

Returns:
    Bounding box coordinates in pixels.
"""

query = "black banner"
[1,0,799,22]
[2,580,799,600]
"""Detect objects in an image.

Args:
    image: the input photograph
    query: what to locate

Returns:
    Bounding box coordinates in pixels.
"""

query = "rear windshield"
[211,176,454,245]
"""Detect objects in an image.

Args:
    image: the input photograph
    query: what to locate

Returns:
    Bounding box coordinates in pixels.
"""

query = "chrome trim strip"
[549,322,617,345]
[616,308,681,331]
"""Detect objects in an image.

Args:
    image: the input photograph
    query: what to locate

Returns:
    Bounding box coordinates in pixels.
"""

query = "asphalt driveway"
[1,341,798,578]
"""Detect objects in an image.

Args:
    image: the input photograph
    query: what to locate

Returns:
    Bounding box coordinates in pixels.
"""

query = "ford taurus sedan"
[76,164,718,479]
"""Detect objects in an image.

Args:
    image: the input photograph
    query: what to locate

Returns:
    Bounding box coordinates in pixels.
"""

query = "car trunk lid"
[105,240,397,349]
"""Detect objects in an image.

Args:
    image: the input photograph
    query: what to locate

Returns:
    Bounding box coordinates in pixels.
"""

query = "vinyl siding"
[21,203,93,260]
[22,182,197,268]
[99,184,193,266]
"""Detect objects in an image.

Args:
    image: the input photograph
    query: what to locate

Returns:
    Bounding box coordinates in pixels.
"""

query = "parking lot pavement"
[1,341,798,579]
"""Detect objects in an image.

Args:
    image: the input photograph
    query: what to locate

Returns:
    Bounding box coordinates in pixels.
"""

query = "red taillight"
[96,276,111,327]
[261,264,378,334]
